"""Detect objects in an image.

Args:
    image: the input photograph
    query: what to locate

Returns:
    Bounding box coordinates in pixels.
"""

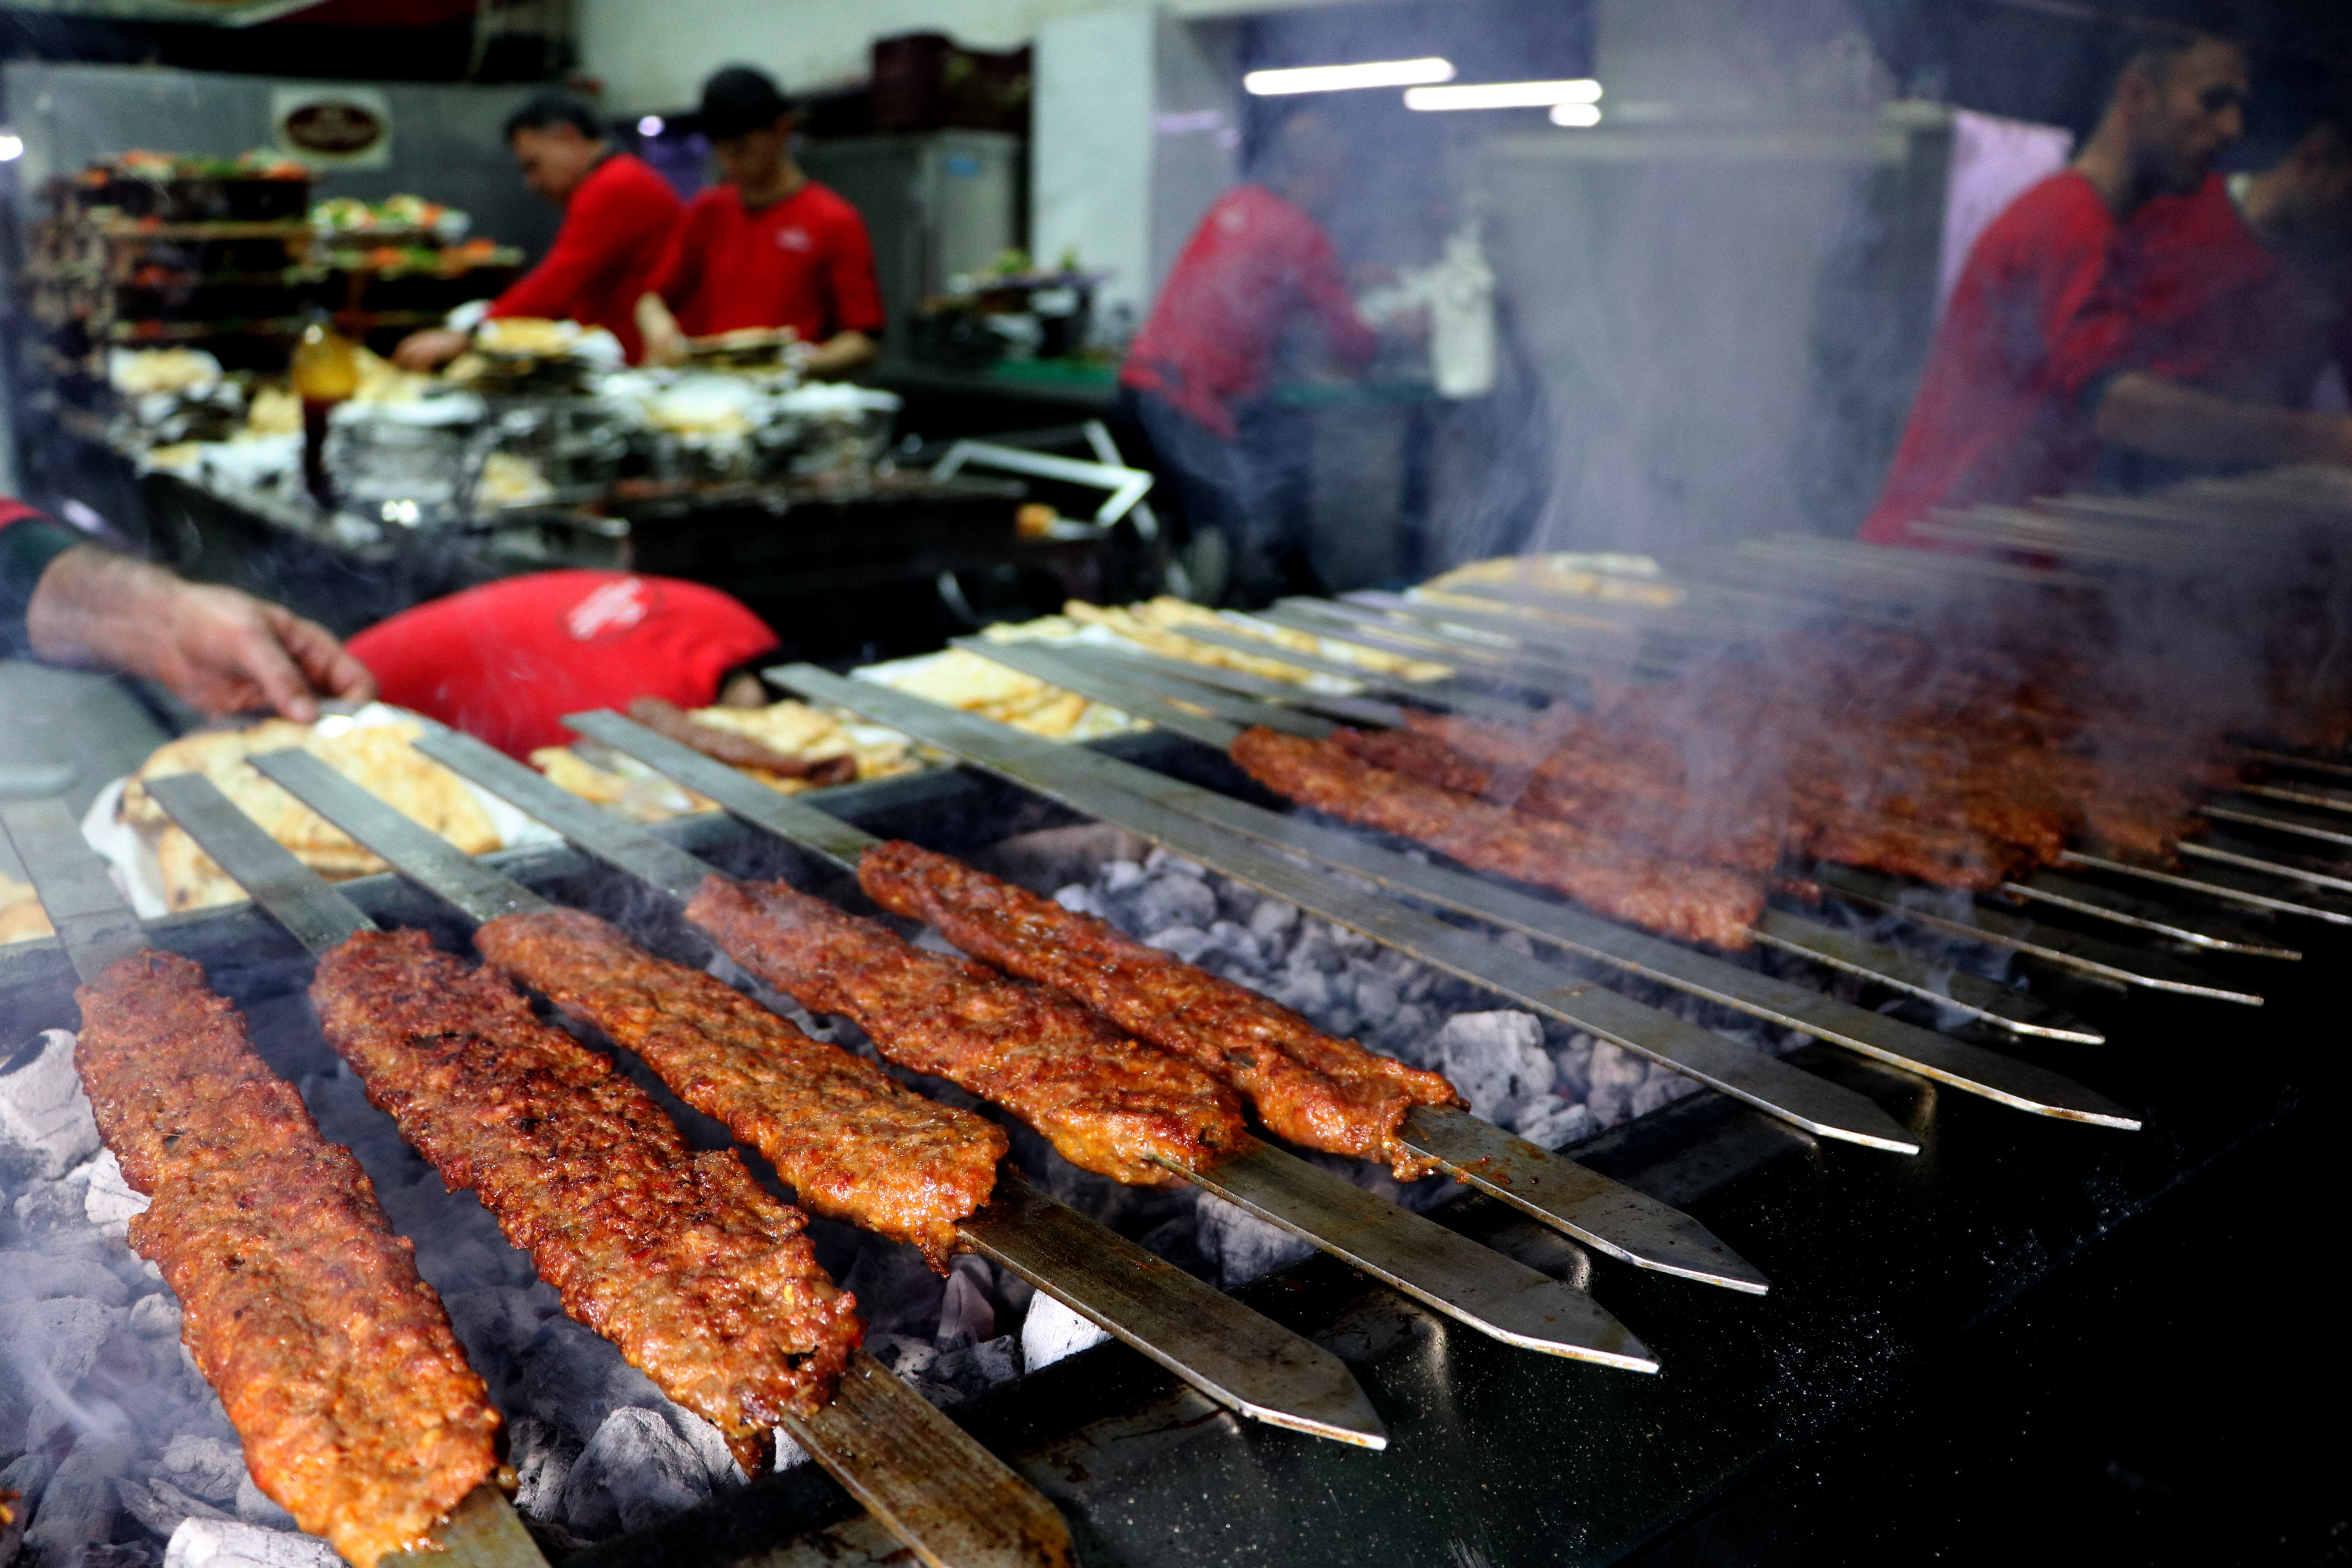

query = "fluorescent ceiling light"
[1245,58,1455,96]
[637,115,665,136]
[1549,102,1602,127]
[0,133,22,162]
[1405,78,1602,111]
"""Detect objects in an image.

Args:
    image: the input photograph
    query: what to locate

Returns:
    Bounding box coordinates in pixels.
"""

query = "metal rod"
[772,664,1922,1157]
[1997,869,2297,958]
[1814,866,2262,1005]
[2236,781,2352,818]
[2059,847,2352,929]
[1265,601,1608,695]
[1748,911,2105,1044]
[950,637,1326,739]
[0,798,150,982]
[1094,644,1410,728]
[382,1485,548,1568]
[2198,798,2352,851]
[2179,837,2352,896]
[1164,621,1547,723]
[259,742,1390,1446]
[150,773,1085,1564]
[2242,748,2352,783]
[413,723,1678,1363]
[570,708,1773,1294]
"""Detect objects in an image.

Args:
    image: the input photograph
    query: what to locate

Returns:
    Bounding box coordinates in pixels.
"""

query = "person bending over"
[394,90,682,370]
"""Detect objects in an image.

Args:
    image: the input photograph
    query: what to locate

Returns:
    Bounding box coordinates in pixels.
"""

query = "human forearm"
[2094,371,2352,467]
[803,329,877,379]
[26,545,376,720]
[1,515,83,657]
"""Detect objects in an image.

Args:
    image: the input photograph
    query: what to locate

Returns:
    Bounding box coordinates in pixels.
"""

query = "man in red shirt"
[394,92,682,370]
[1120,111,1383,603]
[2117,88,2352,421]
[636,67,883,379]
[1863,34,2352,547]
[346,571,780,758]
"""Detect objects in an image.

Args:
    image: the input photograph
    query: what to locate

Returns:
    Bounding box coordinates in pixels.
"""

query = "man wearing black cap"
[636,65,884,377]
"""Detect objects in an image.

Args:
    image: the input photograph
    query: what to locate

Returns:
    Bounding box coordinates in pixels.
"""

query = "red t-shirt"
[1862,172,2134,547]
[1120,185,1380,440]
[645,180,885,343]
[2117,174,2352,409]
[348,571,778,758]
[486,153,683,365]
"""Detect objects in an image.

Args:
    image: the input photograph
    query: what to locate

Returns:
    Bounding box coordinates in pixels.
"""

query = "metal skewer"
[1996,870,2297,958]
[951,637,1334,740]
[771,663,1923,1158]
[1156,620,1550,724]
[639,698,2125,1129]
[2057,847,2352,929]
[248,750,1392,1445]
[568,708,1770,1293]
[1812,866,2263,1005]
[140,774,1081,1568]
[1265,601,1609,696]
[407,728,1668,1371]
[0,798,557,1568]
[1093,643,1410,728]
[943,639,2109,1044]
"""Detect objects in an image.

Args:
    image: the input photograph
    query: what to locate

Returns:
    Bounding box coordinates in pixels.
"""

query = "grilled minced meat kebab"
[1231,727,1768,951]
[311,929,862,1471]
[474,906,1007,1269]
[76,952,499,1568]
[857,839,1461,1179]
[685,875,1249,1185]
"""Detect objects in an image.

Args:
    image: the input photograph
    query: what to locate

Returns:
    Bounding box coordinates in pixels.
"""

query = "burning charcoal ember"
[24,1432,138,1565]
[117,1475,234,1540]
[129,1297,180,1341]
[1514,1099,1595,1151]
[231,1478,294,1532]
[935,1257,996,1347]
[0,1033,102,1183]
[155,1441,241,1510]
[69,1152,148,1238]
[160,1519,337,1568]
[1433,1012,1555,1128]
[1019,1294,1111,1372]
[555,1407,740,1540]
[1194,1192,1315,1290]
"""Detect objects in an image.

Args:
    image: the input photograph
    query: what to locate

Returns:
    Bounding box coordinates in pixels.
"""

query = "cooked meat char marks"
[627,696,857,784]
[685,874,1249,1186]
[310,928,861,1472]
[1229,728,1766,951]
[857,840,1461,1178]
[74,950,498,1568]
[475,906,1005,1270]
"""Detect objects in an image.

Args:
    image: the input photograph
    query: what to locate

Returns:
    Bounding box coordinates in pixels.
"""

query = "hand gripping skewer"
[565,707,1768,1293]
[405,727,1671,1368]
[768,664,1920,1158]
[138,775,1079,1568]
[244,748,1390,1448]
[0,797,552,1568]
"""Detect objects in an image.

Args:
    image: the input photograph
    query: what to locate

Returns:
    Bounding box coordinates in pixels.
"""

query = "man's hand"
[636,292,688,368]
[392,327,471,373]
[25,546,376,722]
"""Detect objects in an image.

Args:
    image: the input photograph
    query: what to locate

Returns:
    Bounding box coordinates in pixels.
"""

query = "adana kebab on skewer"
[74,951,503,1568]
[310,929,864,1472]
[471,905,1007,1269]
[855,838,1463,1179]
[1229,726,1768,950]
[684,875,1253,1186]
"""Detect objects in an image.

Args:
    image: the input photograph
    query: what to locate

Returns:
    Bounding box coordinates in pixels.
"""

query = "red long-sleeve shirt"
[644,180,885,343]
[485,152,682,363]
[2118,173,2352,410]
[1862,172,2134,546]
[1121,185,1379,439]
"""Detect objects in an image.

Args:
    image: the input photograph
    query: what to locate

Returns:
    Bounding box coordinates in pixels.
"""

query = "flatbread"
[121,719,499,911]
